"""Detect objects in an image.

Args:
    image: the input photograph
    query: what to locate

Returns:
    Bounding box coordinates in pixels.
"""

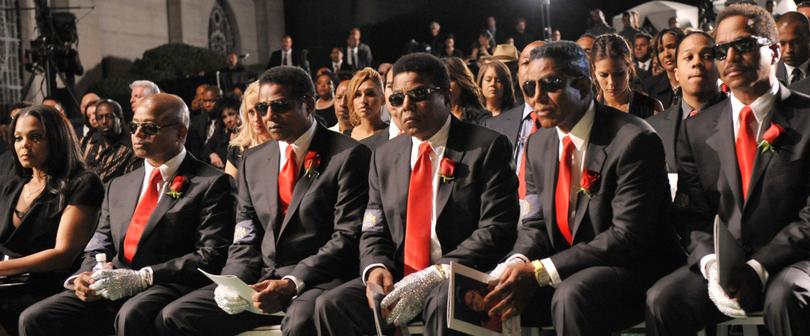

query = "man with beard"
[82,99,140,183]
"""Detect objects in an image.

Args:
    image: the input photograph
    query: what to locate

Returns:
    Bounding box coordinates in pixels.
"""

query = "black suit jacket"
[187,113,210,161]
[675,87,810,273]
[267,49,304,69]
[222,124,371,287]
[642,73,676,109]
[484,103,525,154]
[360,118,519,279]
[345,43,373,70]
[360,129,390,151]
[81,154,235,286]
[512,103,682,279]
[788,76,810,95]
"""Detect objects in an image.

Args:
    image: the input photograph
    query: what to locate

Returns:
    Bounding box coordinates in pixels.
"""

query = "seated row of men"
[13,4,810,336]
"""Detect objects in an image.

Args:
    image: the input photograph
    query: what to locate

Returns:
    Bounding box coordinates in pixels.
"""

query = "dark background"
[283,0,699,70]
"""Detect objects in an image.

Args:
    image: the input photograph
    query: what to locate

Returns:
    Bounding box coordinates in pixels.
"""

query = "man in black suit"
[267,35,305,69]
[346,28,373,70]
[19,93,235,336]
[647,31,724,175]
[646,5,810,335]
[632,32,654,89]
[158,66,371,336]
[187,85,221,161]
[482,41,682,335]
[774,12,810,85]
[485,40,544,199]
[315,53,519,336]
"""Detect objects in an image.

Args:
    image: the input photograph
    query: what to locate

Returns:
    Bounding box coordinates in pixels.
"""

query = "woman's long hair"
[476,60,516,112]
[443,57,486,112]
[9,105,85,210]
[230,81,263,149]
[347,67,384,127]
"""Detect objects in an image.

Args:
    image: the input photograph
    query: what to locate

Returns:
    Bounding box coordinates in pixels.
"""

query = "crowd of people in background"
[3,0,810,335]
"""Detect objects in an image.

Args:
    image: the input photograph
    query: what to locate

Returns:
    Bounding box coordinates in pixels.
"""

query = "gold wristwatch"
[531,259,551,287]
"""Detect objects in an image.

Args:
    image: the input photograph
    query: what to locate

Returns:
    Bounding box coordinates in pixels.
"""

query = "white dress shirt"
[514,103,535,171]
[784,59,809,84]
[140,148,187,203]
[347,47,358,67]
[362,115,452,282]
[637,59,651,72]
[277,119,317,294]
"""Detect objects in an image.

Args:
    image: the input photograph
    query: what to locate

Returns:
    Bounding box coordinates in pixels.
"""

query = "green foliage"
[130,43,224,81]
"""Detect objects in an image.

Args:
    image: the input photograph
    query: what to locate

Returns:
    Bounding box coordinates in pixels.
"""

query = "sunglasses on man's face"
[713,35,773,61]
[521,76,577,97]
[254,98,297,117]
[388,87,442,107]
[129,122,179,136]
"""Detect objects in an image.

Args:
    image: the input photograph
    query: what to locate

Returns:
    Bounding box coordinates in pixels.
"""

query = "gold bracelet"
[531,260,550,286]
[434,264,447,279]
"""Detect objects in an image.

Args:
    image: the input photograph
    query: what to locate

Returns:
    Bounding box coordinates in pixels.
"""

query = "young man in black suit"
[315,53,520,336]
[19,94,236,336]
[345,28,373,70]
[267,35,305,69]
[482,41,682,336]
[157,66,371,336]
[646,5,810,335]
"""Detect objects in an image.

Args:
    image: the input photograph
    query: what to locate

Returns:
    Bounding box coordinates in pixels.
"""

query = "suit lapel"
[435,120,466,218]
[745,102,791,208]
[265,143,280,242]
[134,155,196,251]
[570,109,607,241]
[394,137,412,240]
[705,100,744,209]
[278,125,325,240]
[662,106,681,172]
[541,131,560,248]
[117,169,145,250]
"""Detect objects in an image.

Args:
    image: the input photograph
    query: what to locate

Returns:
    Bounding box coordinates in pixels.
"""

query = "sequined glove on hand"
[214,285,251,315]
[89,268,151,301]
[381,264,450,326]
[705,259,747,318]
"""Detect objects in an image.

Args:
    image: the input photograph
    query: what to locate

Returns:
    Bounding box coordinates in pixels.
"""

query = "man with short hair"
[512,18,534,51]
[268,35,305,69]
[428,21,443,56]
[646,5,810,335]
[634,33,655,83]
[346,28,373,70]
[620,11,642,47]
[158,66,371,336]
[328,79,352,133]
[20,93,235,336]
[42,96,65,115]
[80,92,100,135]
[315,53,519,336]
[83,99,140,183]
[329,47,350,76]
[575,33,596,61]
[187,85,222,161]
[129,80,161,114]
[775,12,810,85]
[586,9,616,36]
[484,40,544,200]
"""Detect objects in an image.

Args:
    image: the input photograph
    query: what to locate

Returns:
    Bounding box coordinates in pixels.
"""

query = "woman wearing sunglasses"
[592,34,664,119]
[0,105,103,334]
[442,57,490,125]
[346,67,388,141]
[225,81,272,179]
[477,60,516,117]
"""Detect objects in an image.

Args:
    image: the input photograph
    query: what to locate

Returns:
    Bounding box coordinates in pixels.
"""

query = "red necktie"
[517,113,539,199]
[123,168,163,263]
[279,146,297,215]
[554,136,575,245]
[404,142,433,275]
[736,106,756,199]
[688,109,698,118]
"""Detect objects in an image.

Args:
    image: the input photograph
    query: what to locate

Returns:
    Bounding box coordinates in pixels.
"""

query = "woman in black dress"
[592,34,664,119]
[225,81,272,179]
[314,71,338,128]
[442,57,490,125]
[0,105,103,334]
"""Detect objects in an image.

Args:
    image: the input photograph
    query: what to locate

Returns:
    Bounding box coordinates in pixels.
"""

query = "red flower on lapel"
[166,175,187,199]
[440,158,455,183]
[578,170,600,198]
[304,151,321,178]
[758,122,784,153]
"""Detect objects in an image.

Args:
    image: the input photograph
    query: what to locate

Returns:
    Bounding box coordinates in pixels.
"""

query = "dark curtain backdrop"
[282,0,699,71]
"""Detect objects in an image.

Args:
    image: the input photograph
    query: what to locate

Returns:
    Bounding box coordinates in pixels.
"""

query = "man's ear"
[303,96,315,113]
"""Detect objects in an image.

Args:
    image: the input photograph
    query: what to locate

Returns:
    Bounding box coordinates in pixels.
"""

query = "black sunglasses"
[713,35,773,61]
[129,122,179,136]
[255,98,301,117]
[388,87,442,107]
[521,76,579,97]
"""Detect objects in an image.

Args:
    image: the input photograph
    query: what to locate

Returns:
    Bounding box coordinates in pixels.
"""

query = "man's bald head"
[140,93,190,131]
[132,93,189,164]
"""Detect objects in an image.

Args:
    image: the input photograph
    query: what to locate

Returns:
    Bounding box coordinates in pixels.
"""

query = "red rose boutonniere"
[166,176,187,199]
[758,122,784,153]
[440,158,455,183]
[304,151,321,178]
[578,170,600,198]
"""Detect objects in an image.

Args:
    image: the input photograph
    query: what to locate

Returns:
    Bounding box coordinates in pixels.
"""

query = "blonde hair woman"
[224,81,272,178]
[347,67,388,140]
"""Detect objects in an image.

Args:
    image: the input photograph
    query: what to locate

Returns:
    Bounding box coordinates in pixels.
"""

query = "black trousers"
[19,283,192,336]
[158,280,341,336]
[316,266,652,336]
[0,280,63,336]
[645,260,810,336]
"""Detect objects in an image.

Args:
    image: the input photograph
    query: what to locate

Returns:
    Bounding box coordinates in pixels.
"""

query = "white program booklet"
[198,268,283,316]
[448,263,520,336]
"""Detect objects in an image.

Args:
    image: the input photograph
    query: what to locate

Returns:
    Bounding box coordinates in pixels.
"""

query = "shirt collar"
[388,121,401,140]
[556,101,595,151]
[785,58,810,74]
[522,103,533,120]
[412,115,451,153]
[729,80,781,124]
[144,147,187,183]
[681,99,693,119]
[279,118,317,163]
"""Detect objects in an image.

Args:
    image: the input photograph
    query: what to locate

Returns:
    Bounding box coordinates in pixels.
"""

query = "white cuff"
[700,254,717,280]
[140,267,154,286]
[540,258,561,287]
[63,274,80,290]
[282,275,305,295]
[746,259,769,288]
[506,254,530,263]
[362,264,387,286]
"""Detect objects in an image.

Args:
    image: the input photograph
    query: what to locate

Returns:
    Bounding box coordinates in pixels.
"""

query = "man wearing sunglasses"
[159,66,371,336]
[646,4,810,336]
[20,93,236,335]
[315,52,519,336]
[482,41,682,335]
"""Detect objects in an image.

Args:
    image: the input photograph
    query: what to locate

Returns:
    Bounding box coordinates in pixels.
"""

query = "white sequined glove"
[89,268,151,301]
[489,257,526,280]
[382,264,450,326]
[214,285,250,315]
[706,260,747,318]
